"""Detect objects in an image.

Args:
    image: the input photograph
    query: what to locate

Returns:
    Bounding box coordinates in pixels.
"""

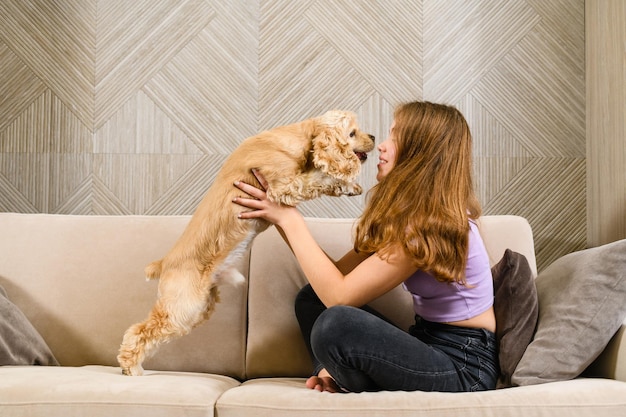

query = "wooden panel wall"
[586,0,626,247]
[0,0,586,270]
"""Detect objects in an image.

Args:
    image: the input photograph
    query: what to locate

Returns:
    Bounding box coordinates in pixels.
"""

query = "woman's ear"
[311,125,359,181]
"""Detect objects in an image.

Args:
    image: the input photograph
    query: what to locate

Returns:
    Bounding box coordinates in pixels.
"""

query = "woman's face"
[376,121,398,181]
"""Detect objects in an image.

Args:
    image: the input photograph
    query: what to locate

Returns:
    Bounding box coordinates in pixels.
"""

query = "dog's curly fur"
[117,110,374,375]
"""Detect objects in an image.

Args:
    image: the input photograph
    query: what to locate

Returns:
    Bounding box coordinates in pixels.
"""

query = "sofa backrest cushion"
[245,215,537,378]
[0,214,248,379]
[0,283,59,366]
[512,238,626,386]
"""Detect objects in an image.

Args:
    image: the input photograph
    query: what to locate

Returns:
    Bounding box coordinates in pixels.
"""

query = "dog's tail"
[144,260,162,281]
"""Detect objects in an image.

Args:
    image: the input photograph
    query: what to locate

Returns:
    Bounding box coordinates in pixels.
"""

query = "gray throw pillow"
[511,239,626,386]
[491,249,538,389]
[0,284,59,366]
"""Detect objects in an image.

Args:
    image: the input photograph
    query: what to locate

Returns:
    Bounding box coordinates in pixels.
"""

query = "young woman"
[233,101,498,393]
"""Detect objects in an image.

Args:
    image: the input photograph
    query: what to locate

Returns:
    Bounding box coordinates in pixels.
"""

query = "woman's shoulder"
[466,219,491,278]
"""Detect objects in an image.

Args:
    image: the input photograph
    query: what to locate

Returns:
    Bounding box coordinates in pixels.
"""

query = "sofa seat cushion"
[0,365,240,417]
[216,377,626,417]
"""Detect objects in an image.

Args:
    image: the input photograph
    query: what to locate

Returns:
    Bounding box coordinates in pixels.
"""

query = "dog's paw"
[214,269,245,286]
[121,365,144,376]
[342,183,362,196]
[144,260,162,281]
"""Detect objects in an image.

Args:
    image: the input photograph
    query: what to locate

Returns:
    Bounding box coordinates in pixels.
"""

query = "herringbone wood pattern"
[0,0,585,270]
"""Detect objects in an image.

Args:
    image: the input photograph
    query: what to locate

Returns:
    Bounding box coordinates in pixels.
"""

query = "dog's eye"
[350,130,356,137]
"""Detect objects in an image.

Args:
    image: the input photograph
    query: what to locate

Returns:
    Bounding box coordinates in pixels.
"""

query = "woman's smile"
[376,123,397,181]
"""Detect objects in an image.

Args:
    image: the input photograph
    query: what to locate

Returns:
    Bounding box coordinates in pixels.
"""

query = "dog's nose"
[368,134,375,142]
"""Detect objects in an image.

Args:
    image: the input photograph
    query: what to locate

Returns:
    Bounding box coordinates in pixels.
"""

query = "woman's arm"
[233,174,416,307]
[277,224,372,275]
[335,249,373,275]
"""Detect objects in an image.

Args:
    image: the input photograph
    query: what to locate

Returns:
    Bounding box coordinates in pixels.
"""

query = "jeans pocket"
[415,322,499,391]
[469,356,499,392]
[468,337,499,391]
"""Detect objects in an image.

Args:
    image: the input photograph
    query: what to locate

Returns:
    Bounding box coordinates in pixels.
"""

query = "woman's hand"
[233,169,301,227]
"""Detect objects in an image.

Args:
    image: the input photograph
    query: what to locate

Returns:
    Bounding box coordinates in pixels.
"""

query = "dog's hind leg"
[117,300,176,376]
[117,274,218,376]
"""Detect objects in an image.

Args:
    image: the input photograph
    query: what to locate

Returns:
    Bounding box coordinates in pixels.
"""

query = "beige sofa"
[0,213,625,417]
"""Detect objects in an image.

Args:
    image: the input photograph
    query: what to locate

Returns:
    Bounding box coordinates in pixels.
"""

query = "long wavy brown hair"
[354,101,481,284]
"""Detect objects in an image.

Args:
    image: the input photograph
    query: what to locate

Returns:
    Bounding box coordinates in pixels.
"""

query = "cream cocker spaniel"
[117,110,375,375]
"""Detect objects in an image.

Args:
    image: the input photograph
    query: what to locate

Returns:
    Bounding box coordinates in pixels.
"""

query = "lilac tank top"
[402,220,493,322]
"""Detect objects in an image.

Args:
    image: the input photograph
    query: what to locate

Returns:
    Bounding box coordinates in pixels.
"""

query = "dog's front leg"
[267,172,362,206]
[336,181,362,196]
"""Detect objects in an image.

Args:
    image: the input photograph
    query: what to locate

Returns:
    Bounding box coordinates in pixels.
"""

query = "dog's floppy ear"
[311,111,360,181]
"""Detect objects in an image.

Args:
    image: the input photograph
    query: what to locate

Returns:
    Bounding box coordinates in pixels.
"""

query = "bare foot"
[305,369,340,393]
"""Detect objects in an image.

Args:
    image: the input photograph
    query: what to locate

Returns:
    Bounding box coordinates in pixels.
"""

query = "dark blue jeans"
[294,284,499,393]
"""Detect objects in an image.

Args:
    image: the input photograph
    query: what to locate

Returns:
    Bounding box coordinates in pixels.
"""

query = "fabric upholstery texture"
[491,249,538,388]
[0,285,58,366]
[512,239,626,386]
[216,377,626,417]
[2,213,625,417]
[477,216,537,278]
[0,365,239,417]
[0,214,248,379]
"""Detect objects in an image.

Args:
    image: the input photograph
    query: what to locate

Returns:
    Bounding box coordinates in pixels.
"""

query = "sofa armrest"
[585,317,626,382]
